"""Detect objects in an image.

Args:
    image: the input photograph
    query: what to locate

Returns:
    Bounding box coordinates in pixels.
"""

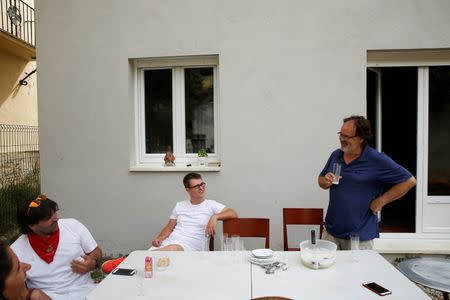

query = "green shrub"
[0,158,40,242]
[0,183,40,241]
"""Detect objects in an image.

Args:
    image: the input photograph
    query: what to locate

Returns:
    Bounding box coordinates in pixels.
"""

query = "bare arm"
[216,208,238,220]
[205,208,238,236]
[152,219,177,247]
[71,246,102,275]
[370,176,417,214]
[87,246,102,264]
[29,289,52,300]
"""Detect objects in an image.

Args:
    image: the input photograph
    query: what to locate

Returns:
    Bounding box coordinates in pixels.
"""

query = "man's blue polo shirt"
[319,146,412,241]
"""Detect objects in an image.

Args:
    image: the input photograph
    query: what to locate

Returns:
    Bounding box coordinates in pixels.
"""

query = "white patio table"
[86,250,251,300]
[251,250,431,300]
[87,250,430,300]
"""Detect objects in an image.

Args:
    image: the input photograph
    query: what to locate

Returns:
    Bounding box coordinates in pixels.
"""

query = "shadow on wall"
[0,51,29,106]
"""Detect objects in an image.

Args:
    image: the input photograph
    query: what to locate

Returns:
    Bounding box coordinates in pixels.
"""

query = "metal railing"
[0,0,35,46]
[0,124,40,239]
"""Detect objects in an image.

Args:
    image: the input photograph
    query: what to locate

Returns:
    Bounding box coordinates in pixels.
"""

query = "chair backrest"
[283,208,323,251]
[223,218,270,248]
[209,235,214,251]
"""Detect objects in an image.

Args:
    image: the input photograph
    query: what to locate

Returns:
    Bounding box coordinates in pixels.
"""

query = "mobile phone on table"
[111,268,136,276]
[363,282,392,296]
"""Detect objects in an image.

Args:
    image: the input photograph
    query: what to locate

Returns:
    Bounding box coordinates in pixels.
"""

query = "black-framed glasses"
[27,194,47,215]
[337,132,358,140]
[189,182,206,190]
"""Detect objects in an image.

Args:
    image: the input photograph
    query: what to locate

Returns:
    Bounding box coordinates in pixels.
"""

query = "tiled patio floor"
[419,284,446,300]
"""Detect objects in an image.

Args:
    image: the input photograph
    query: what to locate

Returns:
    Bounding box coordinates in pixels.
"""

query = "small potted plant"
[197,148,208,167]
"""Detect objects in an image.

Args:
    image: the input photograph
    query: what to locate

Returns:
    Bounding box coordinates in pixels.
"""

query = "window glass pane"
[144,69,172,153]
[185,67,215,154]
[428,66,450,195]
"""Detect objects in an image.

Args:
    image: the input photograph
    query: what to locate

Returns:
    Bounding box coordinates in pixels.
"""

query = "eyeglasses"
[337,132,358,140]
[189,182,206,190]
[27,194,47,215]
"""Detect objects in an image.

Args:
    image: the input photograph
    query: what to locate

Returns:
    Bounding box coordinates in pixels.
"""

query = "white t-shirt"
[161,199,225,251]
[11,218,97,300]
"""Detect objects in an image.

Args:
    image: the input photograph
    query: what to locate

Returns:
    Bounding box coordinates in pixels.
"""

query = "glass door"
[423,66,450,203]
[366,67,417,233]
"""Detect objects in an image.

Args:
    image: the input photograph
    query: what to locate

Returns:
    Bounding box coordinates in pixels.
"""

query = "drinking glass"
[350,233,359,250]
[228,235,240,264]
[236,239,246,264]
[223,237,233,252]
[204,235,211,251]
[332,163,341,184]
[220,233,228,251]
[350,233,360,262]
[231,235,240,251]
[238,239,245,251]
[155,254,170,272]
[136,270,144,296]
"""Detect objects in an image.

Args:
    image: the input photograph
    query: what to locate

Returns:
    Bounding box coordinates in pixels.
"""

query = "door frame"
[368,50,450,238]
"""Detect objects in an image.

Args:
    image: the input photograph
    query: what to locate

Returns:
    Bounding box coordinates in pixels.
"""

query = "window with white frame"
[132,55,219,168]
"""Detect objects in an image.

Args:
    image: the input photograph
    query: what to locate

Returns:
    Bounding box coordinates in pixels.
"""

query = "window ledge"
[374,238,450,254]
[129,165,221,172]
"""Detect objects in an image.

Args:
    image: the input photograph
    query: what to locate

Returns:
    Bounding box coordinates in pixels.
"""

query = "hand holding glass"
[332,163,341,184]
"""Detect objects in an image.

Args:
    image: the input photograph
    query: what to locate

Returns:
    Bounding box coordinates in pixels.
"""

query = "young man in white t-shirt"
[152,173,238,251]
[11,195,102,300]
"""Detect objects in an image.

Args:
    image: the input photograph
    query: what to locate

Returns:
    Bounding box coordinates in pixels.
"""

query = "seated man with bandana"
[11,195,102,300]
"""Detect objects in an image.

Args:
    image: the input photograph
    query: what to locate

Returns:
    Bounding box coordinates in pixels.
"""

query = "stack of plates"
[248,249,275,265]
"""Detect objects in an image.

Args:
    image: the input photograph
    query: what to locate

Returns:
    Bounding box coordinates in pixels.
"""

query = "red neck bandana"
[28,227,60,264]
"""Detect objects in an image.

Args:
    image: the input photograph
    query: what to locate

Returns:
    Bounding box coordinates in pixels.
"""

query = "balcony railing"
[0,0,34,46]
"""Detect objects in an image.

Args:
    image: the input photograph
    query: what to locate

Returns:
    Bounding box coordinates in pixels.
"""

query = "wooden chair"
[209,235,214,251]
[223,218,270,248]
[283,208,323,251]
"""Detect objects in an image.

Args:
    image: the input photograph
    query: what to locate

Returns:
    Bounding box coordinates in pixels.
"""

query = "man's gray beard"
[341,145,349,152]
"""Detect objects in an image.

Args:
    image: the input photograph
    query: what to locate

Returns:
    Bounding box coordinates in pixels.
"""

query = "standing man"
[152,172,238,251]
[318,115,416,250]
[11,195,102,300]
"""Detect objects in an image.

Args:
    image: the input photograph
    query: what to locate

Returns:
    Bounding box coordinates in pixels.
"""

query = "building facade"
[0,0,37,125]
[36,0,450,254]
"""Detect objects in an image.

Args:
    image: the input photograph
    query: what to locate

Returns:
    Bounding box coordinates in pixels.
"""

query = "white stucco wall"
[35,0,450,254]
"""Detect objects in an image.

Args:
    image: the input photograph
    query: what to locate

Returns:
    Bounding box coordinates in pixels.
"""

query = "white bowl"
[251,248,274,258]
[299,240,337,270]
